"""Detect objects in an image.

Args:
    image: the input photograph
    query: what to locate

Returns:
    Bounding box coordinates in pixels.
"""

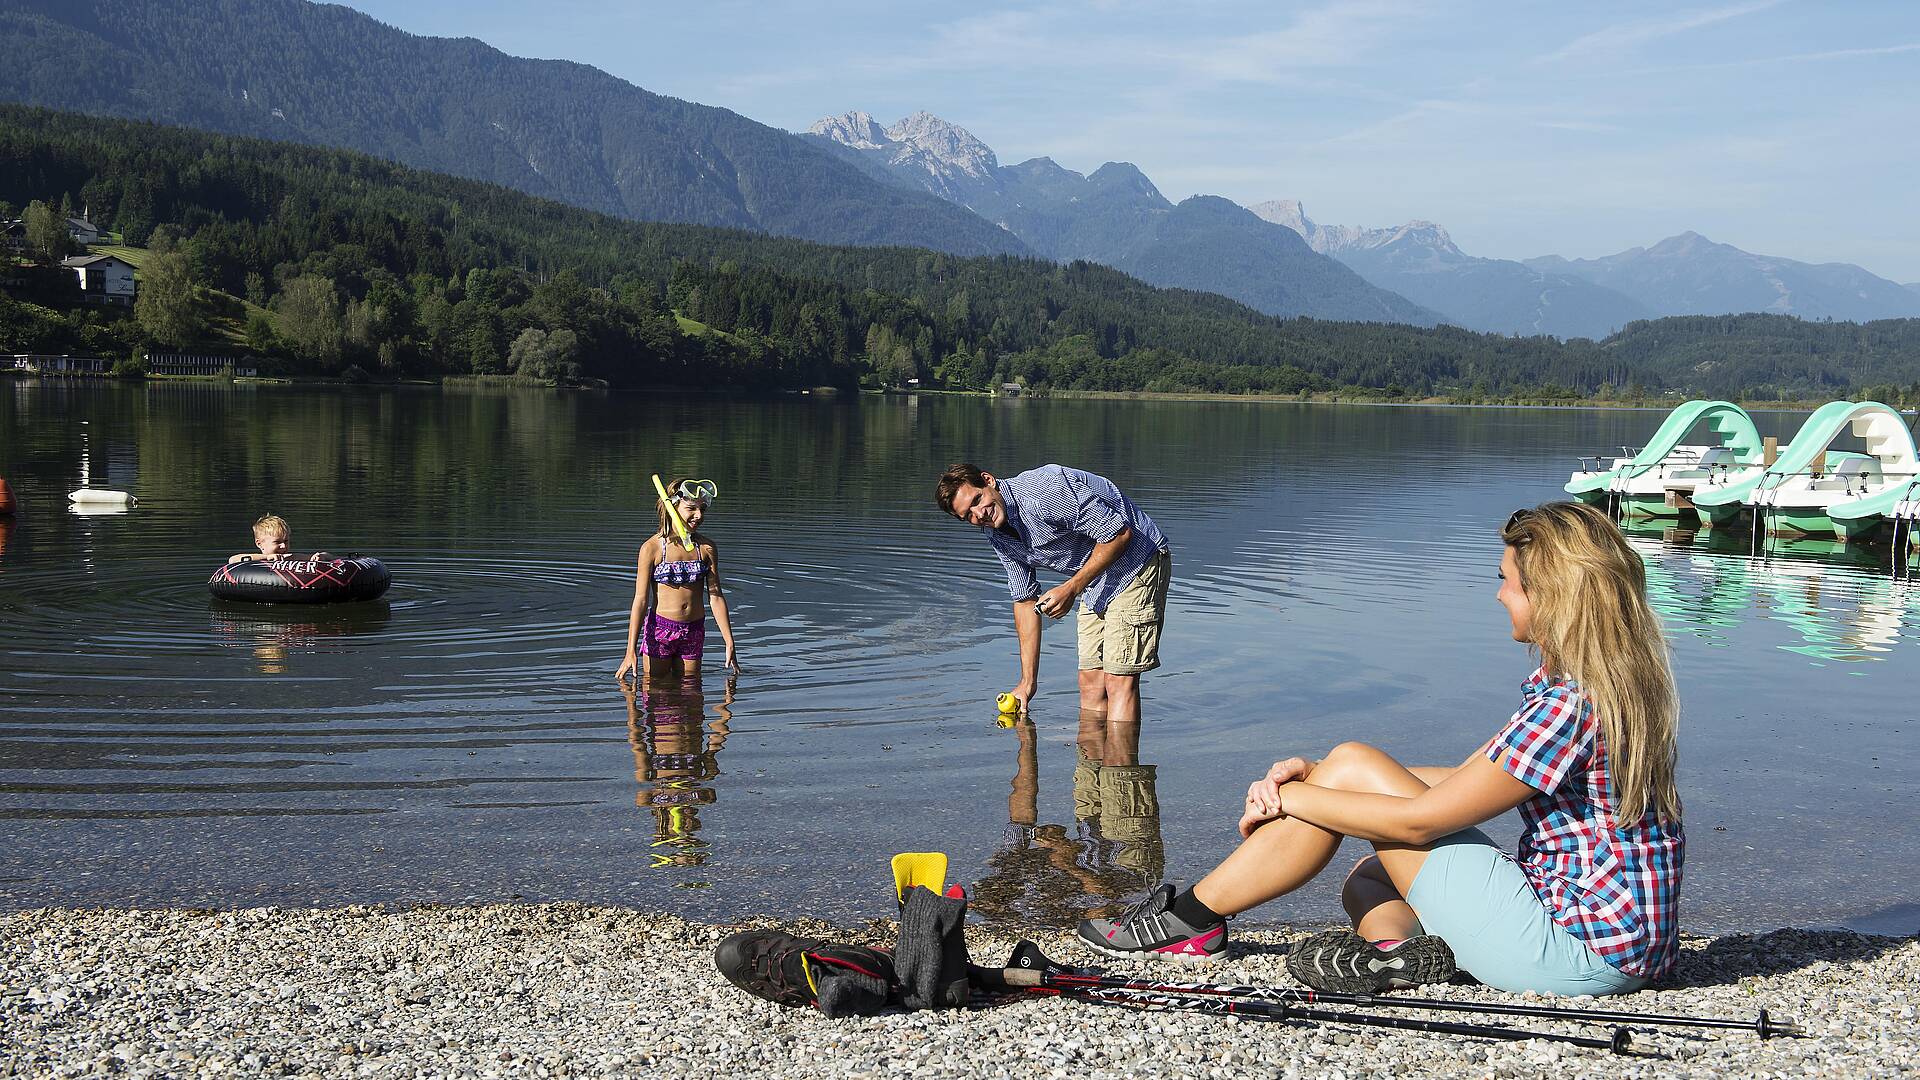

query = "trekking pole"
[1054,983,1634,1054]
[980,941,1799,1040]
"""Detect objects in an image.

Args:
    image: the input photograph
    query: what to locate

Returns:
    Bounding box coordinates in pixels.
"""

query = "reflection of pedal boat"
[1624,529,1907,659]
[1691,401,1920,541]
[1566,401,1765,519]
[207,556,392,603]
[1761,555,1906,660]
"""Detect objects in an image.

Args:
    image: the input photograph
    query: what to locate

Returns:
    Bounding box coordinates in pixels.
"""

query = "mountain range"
[1259,203,1920,335]
[0,0,1026,257]
[2,0,1913,336]
[1523,232,1920,324]
[803,111,1439,325]
[1250,201,1652,340]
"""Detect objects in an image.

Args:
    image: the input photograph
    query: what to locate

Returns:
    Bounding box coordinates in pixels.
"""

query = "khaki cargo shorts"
[1077,551,1171,675]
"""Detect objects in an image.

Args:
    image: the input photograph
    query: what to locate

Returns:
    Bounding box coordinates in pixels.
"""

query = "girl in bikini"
[1082,501,1683,998]
[617,477,740,681]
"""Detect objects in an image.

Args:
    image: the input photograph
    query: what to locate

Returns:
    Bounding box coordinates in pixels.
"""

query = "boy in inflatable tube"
[228,514,333,564]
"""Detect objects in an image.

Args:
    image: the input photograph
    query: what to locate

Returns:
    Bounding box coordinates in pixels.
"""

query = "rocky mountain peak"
[1249,199,1374,254]
[1249,199,1311,236]
[1381,220,1462,256]
[1647,231,1721,257]
[806,110,889,150]
[883,111,998,175]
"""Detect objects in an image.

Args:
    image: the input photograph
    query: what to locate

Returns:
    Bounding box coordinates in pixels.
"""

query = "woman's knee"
[1313,741,1387,787]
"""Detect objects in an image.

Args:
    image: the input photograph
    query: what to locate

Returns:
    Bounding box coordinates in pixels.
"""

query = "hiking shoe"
[1286,929,1457,992]
[1076,884,1228,963]
[714,930,896,1015]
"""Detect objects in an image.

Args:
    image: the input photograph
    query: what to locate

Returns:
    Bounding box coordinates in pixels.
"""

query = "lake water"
[1,382,1914,936]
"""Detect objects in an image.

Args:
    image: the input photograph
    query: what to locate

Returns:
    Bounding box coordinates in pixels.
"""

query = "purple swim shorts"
[642,611,706,660]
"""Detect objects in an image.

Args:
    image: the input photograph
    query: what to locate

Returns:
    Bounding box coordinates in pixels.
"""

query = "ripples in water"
[0,388,1914,934]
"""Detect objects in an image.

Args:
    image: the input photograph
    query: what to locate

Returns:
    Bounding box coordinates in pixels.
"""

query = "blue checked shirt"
[983,465,1169,615]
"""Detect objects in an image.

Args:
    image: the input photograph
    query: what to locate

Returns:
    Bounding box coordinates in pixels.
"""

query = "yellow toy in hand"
[996,693,1021,714]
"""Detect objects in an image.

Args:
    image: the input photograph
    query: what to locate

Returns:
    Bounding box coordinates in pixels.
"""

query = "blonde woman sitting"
[1080,502,1683,997]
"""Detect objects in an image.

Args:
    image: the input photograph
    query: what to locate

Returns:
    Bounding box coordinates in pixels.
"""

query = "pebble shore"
[3,903,1913,1078]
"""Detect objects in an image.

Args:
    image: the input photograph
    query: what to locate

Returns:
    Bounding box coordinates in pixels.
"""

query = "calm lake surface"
[1,382,1914,936]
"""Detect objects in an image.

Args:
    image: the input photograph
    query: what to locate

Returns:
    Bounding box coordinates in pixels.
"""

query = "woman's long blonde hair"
[1502,501,1680,823]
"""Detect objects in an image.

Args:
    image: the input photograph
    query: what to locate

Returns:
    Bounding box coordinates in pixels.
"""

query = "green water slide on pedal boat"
[1692,401,1919,538]
[1565,401,1764,519]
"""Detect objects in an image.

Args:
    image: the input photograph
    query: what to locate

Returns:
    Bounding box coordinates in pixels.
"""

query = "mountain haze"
[0,0,1028,257]
[1253,200,1650,340]
[1525,233,1920,323]
[805,111,1439,325]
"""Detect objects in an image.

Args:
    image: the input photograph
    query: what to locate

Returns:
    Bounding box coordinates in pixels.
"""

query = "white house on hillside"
[61,253,136,306]
[65,216,101,245]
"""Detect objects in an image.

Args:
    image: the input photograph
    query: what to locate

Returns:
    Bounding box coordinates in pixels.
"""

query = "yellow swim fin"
[891,852,948,904]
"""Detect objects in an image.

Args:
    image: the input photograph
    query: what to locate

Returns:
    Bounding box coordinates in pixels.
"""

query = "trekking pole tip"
[1755,1008,1804,1039]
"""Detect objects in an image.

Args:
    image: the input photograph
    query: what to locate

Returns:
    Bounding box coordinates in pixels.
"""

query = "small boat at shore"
[1692,400,1919,541]
[1566,400,1766,519]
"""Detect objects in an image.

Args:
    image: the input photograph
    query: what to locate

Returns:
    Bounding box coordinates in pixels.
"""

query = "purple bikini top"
[653,558,708,587]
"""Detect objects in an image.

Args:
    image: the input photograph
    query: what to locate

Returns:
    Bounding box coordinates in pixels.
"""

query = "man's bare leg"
[1102,671,1139,727]
[1078,668,1107,712]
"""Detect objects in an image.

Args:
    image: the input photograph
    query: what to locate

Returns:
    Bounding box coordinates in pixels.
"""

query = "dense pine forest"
[3,104,1919,399]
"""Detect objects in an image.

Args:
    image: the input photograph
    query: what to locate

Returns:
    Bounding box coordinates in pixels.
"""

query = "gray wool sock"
[896,886,971,1010]
[811,962,892,1018]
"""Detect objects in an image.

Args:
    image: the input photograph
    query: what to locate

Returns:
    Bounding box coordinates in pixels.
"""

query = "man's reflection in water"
[624,674,734,870]
[973,708,1166,927]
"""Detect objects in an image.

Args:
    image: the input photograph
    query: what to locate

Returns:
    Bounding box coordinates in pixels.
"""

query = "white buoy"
[69,488,137,506]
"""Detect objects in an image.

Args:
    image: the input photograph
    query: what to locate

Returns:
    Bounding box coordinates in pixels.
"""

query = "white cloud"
[1537,0,1787,64]
[1615,38,1920,74]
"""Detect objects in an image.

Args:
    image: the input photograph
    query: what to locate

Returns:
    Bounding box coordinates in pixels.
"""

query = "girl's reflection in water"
[625,674,734,873]
[972,709,1165,928]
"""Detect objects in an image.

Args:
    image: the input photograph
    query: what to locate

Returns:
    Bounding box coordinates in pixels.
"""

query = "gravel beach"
[3,904,1913,1078]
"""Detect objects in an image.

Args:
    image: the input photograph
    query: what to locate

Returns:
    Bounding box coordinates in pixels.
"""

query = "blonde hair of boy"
[1501,501,1681,824]
[253,514,290,540]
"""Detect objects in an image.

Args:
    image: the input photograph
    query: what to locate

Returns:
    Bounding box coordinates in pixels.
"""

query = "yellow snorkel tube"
[652,474,692,548]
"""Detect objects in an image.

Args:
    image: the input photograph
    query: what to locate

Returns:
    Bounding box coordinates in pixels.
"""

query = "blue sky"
[337,1,1920,280]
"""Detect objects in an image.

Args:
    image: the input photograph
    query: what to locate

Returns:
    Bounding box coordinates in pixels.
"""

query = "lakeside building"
[143,353,260,377]
[10,354,109,374]
[60,253,136,306]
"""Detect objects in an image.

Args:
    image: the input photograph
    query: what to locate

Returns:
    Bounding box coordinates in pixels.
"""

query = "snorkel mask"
[674,479,719,503]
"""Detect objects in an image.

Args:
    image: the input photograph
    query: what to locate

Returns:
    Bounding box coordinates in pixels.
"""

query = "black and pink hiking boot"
[1285,929,1457,992]
[1076,884,1228,964]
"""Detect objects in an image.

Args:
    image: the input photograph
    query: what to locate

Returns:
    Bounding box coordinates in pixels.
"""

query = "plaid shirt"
[1484,668,1684,980]
[983,465,1169,615]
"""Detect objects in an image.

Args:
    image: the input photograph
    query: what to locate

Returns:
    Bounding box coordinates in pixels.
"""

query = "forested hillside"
[3,105,1918,400]
[0,0,1026,257]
